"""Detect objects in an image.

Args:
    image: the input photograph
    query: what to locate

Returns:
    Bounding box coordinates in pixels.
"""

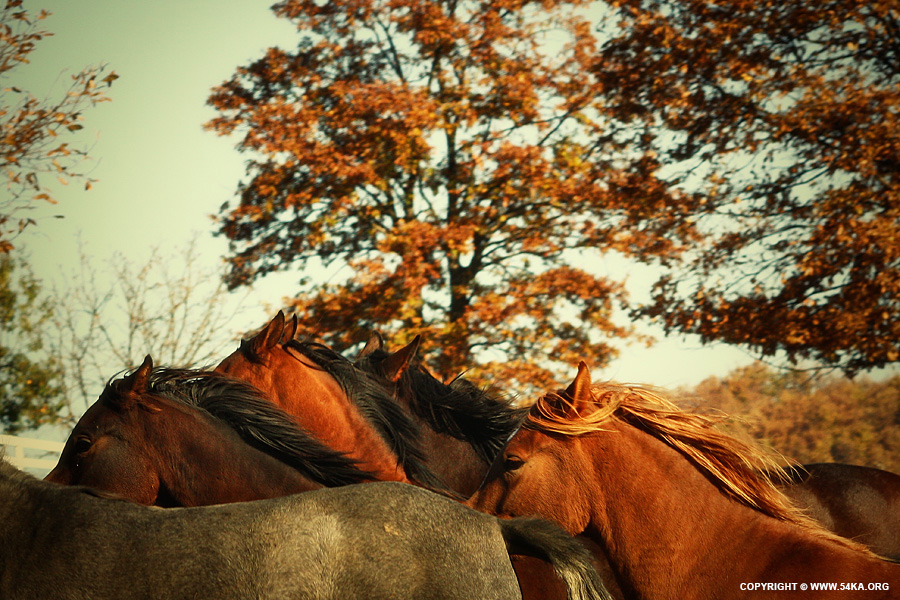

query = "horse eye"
[504,455,525,472]
[72,437,92,455]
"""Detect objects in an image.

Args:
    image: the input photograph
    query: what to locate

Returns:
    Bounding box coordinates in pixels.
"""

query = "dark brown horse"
[215,312,445,489]
[778,462,900,560]
[9,457,611,600]
[355,332,527,496]
[468,362,900,599]
[46,356,371,505]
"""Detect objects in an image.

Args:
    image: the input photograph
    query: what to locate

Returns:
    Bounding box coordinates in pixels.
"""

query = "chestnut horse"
[218,317,601,599]
[46,356,371,505]
[469,362,900,599]
[215,312,444,489]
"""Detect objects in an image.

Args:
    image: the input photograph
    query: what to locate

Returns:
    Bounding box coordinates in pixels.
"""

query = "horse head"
[44,355,166,504]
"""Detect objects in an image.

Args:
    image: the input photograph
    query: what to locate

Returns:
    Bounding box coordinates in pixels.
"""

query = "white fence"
[0,434,64,473]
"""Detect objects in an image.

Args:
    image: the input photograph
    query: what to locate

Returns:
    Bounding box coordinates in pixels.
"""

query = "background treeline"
[686,363,900,473]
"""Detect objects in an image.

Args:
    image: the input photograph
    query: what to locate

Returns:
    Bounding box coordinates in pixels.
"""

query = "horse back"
[781,463,900,560]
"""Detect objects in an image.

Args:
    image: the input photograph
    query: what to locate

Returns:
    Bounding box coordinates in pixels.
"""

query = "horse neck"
[408,414,489,496]
[581,421,886,599]
[390,374,499,496]
[150,408,321,506]
[266,352,409,483]
[0,465,33,542]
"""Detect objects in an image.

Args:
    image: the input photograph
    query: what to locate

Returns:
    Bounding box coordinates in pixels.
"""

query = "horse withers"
[5,457,610,600]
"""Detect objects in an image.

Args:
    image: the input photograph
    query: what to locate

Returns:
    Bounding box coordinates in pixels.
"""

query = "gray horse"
[1,458,610,600]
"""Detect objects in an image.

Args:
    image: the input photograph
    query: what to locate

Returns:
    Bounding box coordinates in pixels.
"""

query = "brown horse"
[468,362,900,599]
[777,462,900,560]
[355,332,527,496]
[217,316,606,599]
[355,334,621,600]
[46,356,371,505]
[215,312,445,489]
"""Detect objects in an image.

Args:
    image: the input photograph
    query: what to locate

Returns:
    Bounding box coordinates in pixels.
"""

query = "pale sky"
[12,0,759,404]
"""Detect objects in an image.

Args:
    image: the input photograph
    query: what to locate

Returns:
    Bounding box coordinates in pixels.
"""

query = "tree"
[0,254,63,433]
[47,239,246,416]
[0,1,116,252]
[207,0,700,390]
[590,0,900,376]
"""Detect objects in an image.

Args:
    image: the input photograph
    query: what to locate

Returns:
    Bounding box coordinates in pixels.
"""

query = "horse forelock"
[526,382,878,557]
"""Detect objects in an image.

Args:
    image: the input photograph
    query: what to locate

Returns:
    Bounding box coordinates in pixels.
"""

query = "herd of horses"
[4,310,900,599]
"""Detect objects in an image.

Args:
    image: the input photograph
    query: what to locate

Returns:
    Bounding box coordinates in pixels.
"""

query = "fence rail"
[0,434,64,472]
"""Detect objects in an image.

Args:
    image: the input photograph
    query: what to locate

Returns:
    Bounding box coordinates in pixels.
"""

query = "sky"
[9,0,763,426]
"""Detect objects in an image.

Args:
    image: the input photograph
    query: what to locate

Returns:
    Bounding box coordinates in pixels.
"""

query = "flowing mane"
[357,348,528,464]
[282,339,447,490]
[101,366,372,487]
[528,381,877,556]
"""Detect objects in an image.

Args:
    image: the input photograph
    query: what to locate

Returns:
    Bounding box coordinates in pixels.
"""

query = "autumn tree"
[0,1,116,252]
[591,0,900,375]
[0,254,63,433]
[207,0,701,389]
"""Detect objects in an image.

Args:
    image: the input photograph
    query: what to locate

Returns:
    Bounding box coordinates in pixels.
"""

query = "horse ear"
[282,313,299,343]
[357,331,385,359]
[564,361,593,409]
[122,355,153,396]
[248,311,286,356]
[380,335,420,382]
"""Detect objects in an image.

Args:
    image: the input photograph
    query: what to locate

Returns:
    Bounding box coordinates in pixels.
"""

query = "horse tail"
[499,517,613,600]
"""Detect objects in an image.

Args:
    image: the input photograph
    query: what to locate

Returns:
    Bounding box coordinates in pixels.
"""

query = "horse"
[354,333,627,600]
[46,356,372,505]
[777,462,900,560]
[355,332,528,496]
[468,362,900,599]
[216,315,607,599]
[357,334,900,559]
[4,458,611,600]
[215,311,445,489]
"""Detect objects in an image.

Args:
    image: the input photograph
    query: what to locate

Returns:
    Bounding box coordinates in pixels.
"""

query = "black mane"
[355,349,529,465]
[284,339,449,491]
[103,367,372,487]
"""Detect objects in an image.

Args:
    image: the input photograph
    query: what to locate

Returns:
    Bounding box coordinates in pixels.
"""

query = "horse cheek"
[81,438,159,505]
[512,456,589,536]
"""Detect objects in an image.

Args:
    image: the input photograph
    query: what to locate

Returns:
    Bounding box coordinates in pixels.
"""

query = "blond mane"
[528,381,877,556]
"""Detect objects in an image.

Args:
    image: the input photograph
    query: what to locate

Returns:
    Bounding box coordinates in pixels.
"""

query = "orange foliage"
[594,0,900,375]
[207,0,698,390]
[0,1,116,251]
